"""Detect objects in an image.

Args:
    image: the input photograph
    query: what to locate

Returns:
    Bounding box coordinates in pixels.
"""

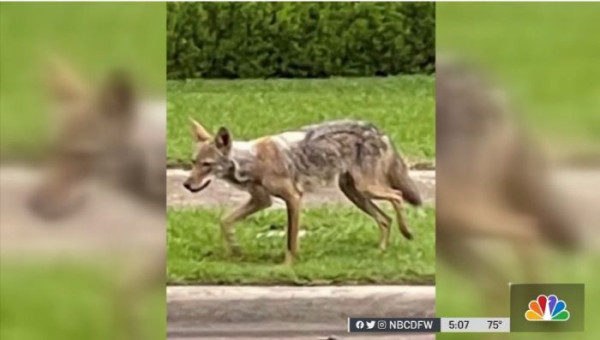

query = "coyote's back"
[285,120,386,185]
[282,120,422,205]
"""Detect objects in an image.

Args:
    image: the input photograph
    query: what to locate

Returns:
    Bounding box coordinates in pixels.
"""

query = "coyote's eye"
[201,161,214,168]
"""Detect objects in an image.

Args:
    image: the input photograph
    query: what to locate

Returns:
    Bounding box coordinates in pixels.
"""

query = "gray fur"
[227,142,257,185]
[289,120,388,188]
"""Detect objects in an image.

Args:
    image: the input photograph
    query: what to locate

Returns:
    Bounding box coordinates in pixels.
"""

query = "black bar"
[348,318,440,333]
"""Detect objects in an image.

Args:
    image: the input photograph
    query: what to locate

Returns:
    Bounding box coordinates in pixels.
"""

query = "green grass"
[167,205,435,285]
[0,3,165,161]
[0,259,165,340]
[167,76,435,166]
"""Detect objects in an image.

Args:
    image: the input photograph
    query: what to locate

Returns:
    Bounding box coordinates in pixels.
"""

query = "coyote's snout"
[185,119,422,264]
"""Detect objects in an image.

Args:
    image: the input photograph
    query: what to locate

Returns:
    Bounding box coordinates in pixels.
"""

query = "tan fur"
[190,117,212,142]
[253,138,289,181]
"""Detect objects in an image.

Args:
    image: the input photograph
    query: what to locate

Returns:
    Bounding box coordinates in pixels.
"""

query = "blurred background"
[0,3,165,340]
[436,3,600,339]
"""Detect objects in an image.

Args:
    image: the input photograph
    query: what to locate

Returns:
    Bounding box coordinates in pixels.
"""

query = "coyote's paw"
[401,229,413,241]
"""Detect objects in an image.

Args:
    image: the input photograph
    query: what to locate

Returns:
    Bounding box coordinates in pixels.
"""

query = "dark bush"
[167,2,434,79]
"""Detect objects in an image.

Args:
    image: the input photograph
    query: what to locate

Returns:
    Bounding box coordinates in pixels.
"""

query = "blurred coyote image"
[28,58,165,219]
[436,58,580,296]
[184,119,422,264]
[15,57,167,340]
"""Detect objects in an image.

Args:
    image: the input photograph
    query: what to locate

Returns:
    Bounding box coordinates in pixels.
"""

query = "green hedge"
[167,2,434,79]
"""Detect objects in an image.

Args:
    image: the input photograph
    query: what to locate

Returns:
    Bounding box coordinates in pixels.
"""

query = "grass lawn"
[167,76,435,167]
[167,205,435,285]
[0,260,165,340]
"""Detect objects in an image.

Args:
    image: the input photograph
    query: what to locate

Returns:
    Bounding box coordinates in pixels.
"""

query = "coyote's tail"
[389,156,422,206]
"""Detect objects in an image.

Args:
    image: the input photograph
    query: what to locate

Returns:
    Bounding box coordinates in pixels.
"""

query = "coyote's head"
[183,120,233,193]
[29,58,137,219]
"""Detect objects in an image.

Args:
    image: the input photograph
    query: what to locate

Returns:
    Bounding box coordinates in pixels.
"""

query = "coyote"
[184,119,422,264]
[24,57,166,340]
[436,57,579,318]
[28,58,165,218]
[436,58,578,259]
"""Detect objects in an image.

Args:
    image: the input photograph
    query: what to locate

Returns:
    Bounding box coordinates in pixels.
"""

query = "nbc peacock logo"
[525,294,570,321]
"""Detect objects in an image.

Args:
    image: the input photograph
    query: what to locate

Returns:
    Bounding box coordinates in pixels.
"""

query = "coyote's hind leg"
[353,176,413,241]
[339,174,392,250]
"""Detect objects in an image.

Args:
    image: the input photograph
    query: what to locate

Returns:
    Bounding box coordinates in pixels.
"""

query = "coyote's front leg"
[263,179,303,265]
[220,187,272,255]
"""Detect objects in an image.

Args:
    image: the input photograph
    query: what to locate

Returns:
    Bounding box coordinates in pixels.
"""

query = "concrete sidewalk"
[167,286,435,339]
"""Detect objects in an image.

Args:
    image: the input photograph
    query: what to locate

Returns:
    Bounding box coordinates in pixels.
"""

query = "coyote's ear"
[46,55,89,104]
[215,126,232,153]
[100,69,136,117]
[189,117,212,142]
